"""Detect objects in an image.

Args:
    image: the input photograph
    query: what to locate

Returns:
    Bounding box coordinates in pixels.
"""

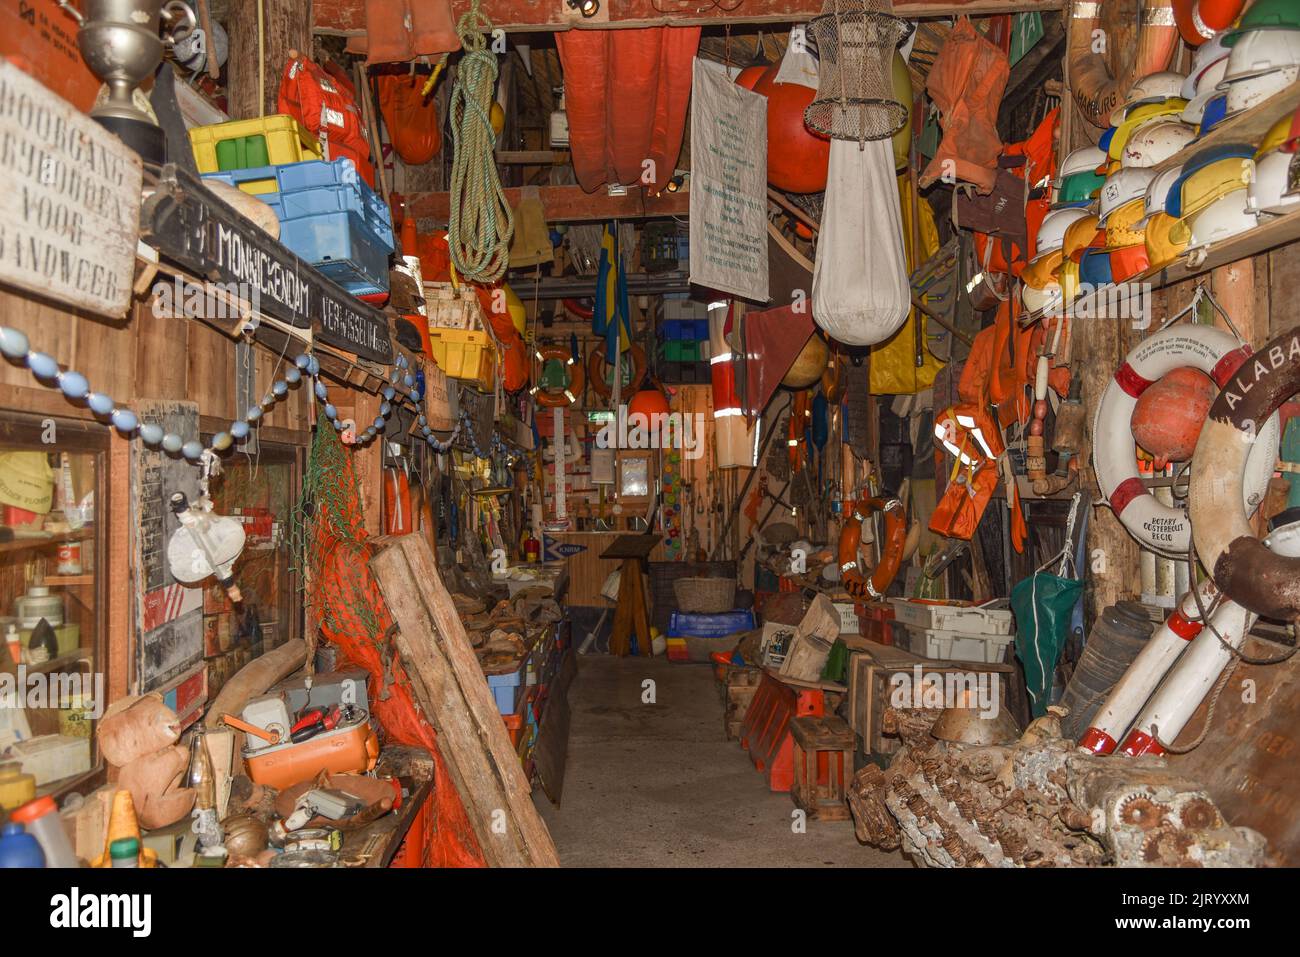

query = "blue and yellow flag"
[593,224,631,356]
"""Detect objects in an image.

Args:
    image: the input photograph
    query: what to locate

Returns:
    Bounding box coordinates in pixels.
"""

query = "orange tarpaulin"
[556,26,700,194]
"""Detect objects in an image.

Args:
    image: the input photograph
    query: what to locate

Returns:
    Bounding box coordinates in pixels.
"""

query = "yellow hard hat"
[1144,211,1190,270]
[1057,257,1082,302]
[1108,98,1189,161]
[1179,157,1254,220]
[1062,212,1103,260]
[1022,249,1063,290]
[1104,198,1149,249]
[1256,113,1295,158]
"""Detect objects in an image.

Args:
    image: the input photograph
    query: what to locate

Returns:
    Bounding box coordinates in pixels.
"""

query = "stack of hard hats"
[1166,143,1259,251]
[1218,0,1300,118]
[1182,34,1232,130]
[1097,168,1157,283]
[1022,205,1090,313]
[1141,164,1190,269]
[1054,145,1107,207]
[1250,111,1300,215]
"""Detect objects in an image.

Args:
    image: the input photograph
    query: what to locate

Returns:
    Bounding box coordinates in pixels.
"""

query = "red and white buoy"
[1118,597,1256,756]
[1078,579,1216,754]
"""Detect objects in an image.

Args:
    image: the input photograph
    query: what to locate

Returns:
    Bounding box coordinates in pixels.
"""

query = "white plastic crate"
[888,598,1014,636]
[900,624,1014,664]
[833,602,860,634]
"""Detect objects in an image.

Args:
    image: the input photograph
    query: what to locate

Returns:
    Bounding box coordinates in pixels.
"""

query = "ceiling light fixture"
[566,0,600,17]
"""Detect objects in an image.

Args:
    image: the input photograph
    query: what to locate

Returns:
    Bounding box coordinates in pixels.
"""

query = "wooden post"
[225,0,312,120]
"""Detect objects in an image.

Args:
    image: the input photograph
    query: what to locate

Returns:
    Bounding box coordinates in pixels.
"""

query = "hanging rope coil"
[448,0,513,284]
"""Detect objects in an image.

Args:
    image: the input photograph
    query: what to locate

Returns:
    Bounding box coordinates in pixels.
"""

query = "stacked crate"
[658,297,711,383]
[191,117,394,299]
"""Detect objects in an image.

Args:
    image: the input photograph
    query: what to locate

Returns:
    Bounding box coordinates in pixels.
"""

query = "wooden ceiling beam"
[408,184,689,223]
[315,1,1066,37]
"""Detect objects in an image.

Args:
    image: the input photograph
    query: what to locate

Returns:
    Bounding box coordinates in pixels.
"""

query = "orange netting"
[303,413,485,867]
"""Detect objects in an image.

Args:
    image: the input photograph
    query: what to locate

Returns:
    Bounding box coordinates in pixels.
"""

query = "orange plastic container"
[243,721,379,790]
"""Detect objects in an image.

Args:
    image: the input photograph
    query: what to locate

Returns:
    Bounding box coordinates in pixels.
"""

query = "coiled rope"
[448,0,513,284]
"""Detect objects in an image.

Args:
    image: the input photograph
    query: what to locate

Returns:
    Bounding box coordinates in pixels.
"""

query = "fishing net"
[805,0,909,143]
[292,412,486,867]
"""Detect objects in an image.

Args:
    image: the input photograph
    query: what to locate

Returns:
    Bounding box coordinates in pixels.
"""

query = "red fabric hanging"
[377,72,443,166]
[556,26,700,194]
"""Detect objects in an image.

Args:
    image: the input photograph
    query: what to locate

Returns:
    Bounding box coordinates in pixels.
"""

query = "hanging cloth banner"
[812,138,910,347]
[688,57,769,303]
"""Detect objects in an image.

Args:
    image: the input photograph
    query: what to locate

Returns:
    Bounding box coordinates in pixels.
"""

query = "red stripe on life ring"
[1113,362,1152,398]
[1210,345,1253,388]
[1110,476,1147,516]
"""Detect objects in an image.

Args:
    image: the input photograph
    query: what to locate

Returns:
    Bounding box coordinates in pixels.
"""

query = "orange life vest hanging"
[278,53,375,187]
[377,72,442,166]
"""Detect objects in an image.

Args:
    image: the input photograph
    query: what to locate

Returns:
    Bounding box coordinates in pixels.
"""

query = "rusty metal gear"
[1118,795,1168,831]
[1179,798,1220,831]
[1143,827,1196,865]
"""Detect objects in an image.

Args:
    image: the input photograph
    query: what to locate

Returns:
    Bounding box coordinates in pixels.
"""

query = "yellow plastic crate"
[428,328,497,392]
[188,115,322,195]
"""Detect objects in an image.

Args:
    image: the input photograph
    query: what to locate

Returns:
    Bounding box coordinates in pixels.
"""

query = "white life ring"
[1190,325,1300,620]
[1093,325,1279,556]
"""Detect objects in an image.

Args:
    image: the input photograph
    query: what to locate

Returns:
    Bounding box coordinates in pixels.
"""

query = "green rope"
[448,0,513,284]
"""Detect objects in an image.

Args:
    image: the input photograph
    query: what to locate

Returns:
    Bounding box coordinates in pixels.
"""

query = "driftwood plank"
[370,533,560,867]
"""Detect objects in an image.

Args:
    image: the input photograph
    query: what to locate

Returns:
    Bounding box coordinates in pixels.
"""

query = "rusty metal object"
[848,706,1268,867]
[930,706,1021,747]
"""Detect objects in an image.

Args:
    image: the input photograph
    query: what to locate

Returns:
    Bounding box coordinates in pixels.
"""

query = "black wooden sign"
[140,164,393,363]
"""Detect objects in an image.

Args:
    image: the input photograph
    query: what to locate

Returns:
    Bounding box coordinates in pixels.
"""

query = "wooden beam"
[409,184,689,224]
[228,0,311,119]
[370,534,561,868]
[315,0,1066,36]
[497,150,571,165]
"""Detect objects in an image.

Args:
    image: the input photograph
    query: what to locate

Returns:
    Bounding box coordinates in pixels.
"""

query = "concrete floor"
[535,656,911,868]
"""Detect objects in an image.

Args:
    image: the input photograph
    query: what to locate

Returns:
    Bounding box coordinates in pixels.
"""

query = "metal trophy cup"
[58,0,196,164]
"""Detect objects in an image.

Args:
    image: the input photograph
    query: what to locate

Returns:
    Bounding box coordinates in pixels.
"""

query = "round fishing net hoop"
[805,0,909,143]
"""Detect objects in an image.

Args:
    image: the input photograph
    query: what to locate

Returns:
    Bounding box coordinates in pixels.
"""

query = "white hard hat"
[1181,35,1231,99]
[1121,121,1197,168]
[1099,167,1157,224]
[1248,149,1300,216]
[1113,71,1188,124]
[1059,145,1108,179]
[1035,206,1093,256]
[1219,27,1300,84]
[1186,188,1258,250]
[1141,164,1186,225]
[1224,64,1300,113]
[1022,281,1064,316]
[1181,86,1221,125]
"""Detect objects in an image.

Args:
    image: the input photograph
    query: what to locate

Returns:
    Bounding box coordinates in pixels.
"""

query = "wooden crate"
[423,281,484,331]
[847,640,1017,758]
[790,715,854,822]
[724,666,762,740]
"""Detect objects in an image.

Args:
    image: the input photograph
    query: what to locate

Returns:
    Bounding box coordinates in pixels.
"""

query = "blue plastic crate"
[690,320,708,340]
[279,210,391,291]
[487,668,523,715]
[667,609,755,638]
[202,157,393,253]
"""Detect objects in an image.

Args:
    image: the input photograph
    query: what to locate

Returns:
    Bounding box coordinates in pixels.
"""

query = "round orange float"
[1130,366,1216,463]
[745,64,829,195]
